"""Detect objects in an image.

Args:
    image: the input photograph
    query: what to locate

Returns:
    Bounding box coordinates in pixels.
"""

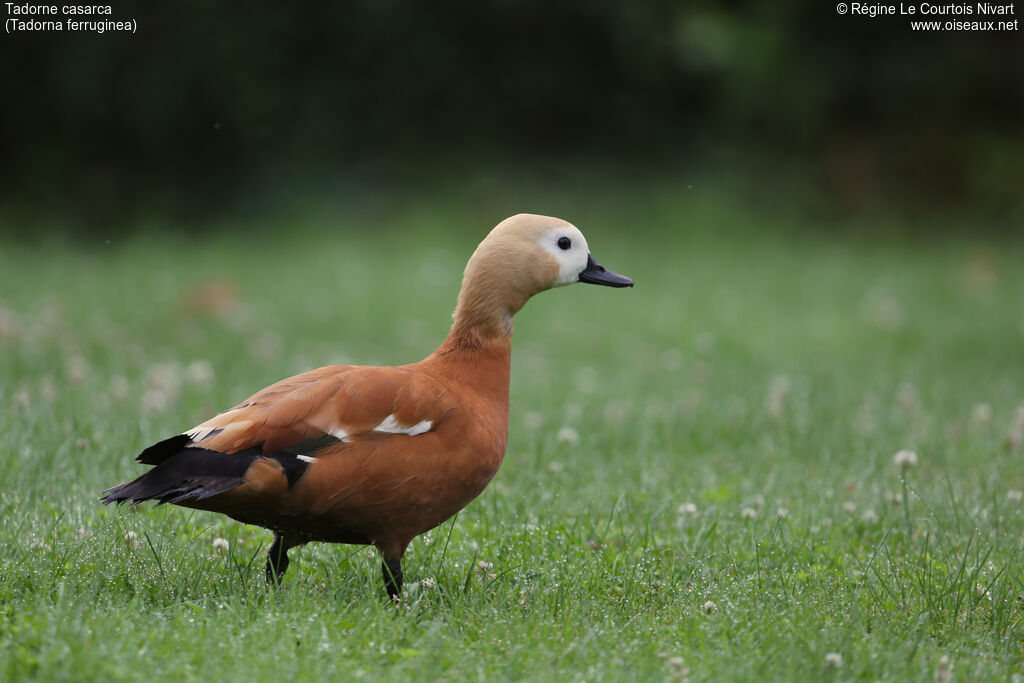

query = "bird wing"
[177,364,456,457]
[105,364,459,507]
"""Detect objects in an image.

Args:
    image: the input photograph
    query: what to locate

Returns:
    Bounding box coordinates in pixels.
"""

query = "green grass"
[1,195,1023,681]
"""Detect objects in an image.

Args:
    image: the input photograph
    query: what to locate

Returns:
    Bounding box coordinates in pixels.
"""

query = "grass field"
[2,191,1023,681]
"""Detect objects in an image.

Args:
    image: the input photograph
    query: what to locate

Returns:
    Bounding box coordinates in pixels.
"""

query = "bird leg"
[266,534,297,585]
[381,558,403,599]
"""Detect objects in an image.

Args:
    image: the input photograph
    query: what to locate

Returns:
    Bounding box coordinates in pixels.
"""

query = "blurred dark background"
[2,0,1021,233]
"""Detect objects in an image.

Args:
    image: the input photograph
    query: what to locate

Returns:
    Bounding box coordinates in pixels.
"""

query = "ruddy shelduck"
[104,214,633,597]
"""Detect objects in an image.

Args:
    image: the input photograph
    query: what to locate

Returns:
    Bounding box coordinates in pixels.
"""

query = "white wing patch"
[404,420,433,436]
[373,415,433,436]
[329,426,350,442]
[295,454,316,463]
[185,426,218,443]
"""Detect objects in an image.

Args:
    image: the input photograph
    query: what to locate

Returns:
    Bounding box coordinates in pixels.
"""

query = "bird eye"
[557,236,571,250]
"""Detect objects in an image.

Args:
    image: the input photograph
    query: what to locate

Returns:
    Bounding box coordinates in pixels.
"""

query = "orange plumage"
[104,214,632,596]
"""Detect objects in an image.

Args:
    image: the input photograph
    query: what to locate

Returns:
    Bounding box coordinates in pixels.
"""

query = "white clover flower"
[861,509,879,524]
[477,560,494,572]
[186,359,215,386]
[776,507,789,519]
[556,426,579,445]
[142,389,172,414]
[678,502,698,516]
[146,362,182,393]
[421,577,436,590]
[667,656,690,681]
[884,490,903,505]
[14,387,30,409]
[971,403,992,428]
[893,449,918,468]
[1007,490,1023,503]
[211,537,229,553]
[824,652,843,668]
[109,375,130,401]
[934,655,952,683]
[702,600,716,614]
[124,530,138,546]
[741,507,757,520]
[67,355,89,385]
[842,501,856,514]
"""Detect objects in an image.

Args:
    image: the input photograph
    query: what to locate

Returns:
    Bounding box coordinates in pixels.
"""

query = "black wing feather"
[104,430,319,505]
[136,433,192,466]
[103,447,260,505]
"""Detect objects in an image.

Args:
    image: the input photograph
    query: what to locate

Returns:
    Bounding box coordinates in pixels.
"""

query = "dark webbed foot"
[266,534,295,585]
[381,558,403,599]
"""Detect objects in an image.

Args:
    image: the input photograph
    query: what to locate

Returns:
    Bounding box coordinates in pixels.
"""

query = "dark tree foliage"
[2,0,1021,223]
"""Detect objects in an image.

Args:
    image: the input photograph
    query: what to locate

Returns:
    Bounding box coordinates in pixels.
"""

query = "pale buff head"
[452,214,632,337]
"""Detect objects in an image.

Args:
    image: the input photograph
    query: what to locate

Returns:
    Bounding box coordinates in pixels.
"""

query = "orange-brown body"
[185,334,510,561]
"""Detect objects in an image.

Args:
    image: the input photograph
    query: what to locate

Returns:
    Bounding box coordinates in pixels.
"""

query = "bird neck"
[450,302,515,339]
[449,239,548,340]
[426,324,512,406]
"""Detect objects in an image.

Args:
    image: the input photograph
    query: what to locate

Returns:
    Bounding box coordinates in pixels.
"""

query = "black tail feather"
[103,447,258,505]
[136,433,193,466]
